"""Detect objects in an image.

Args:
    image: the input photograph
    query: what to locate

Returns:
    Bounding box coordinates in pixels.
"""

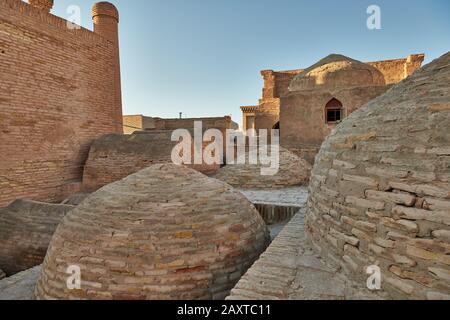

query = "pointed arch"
[325,98,344,124]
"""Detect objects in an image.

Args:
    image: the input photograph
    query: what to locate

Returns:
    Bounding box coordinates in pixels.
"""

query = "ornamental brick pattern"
[0,200,74,276]
[305,52,450,300]
[35,164,270,300]
[214,147,311,189]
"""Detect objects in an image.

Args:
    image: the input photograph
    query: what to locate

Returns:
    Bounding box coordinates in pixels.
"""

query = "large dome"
[214,147,311,189]
[289,54,386,92]
[306,52,450,299]
[35,164,269,300]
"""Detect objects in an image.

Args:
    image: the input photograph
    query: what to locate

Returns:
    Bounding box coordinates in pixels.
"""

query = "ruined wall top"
[28,0,53,12]
[92,1,119,23]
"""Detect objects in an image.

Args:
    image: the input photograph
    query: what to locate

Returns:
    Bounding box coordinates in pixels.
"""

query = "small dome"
[0,200,74,276]
[35,164,269,300]
[290,54,386,92]
[306,52,450,299]
[82,131,220,192]
[214,147,312,189]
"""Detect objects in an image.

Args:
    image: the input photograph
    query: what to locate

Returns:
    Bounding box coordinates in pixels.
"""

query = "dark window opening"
[327,109,342,123]
[325,98,344,124]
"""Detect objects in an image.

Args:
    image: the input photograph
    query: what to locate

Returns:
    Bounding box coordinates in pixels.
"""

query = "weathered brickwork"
[35,164,270,300]
[241,54,424,164]
[228,211,388,300]
[123,115,238,135]
[367,54,425,85]
[306,52,450,300]
[0,199,74,276]
[214,147,311,189]
[0,266,41,300]
[82,131,220,192]
[0,0,122,207]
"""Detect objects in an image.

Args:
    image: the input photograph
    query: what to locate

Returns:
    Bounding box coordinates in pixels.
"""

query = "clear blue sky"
[52,0,449,124]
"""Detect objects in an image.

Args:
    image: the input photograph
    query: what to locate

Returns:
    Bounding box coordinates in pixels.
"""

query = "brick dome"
[290,54,386,92]
[214,147,311,189]
[35,164,269,300]
[0,200,74,276]
[306,52,450,299]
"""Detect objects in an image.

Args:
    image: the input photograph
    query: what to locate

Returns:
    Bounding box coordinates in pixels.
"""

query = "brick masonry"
[82,131,220,192]
[0,199,74,276]
[0,0,122,207]
[214,147,311,189]
[306,52,450,300]
[35,164,270,300]
[228,210,389,300]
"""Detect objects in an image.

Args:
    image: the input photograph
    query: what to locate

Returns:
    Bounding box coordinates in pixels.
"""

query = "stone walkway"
[238,187,309,207]
[227,210,390,300]
[0,266,41,300]
[239,187,310,240]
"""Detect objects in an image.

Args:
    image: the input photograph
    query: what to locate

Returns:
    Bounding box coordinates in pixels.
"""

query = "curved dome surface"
[214,147,312,189]
[290,54,386,92]
[306,52,450,299]
[35,164,269,300]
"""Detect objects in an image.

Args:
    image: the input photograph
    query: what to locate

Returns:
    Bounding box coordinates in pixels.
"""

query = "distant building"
[123,115,238,134]
[241,54,424,163]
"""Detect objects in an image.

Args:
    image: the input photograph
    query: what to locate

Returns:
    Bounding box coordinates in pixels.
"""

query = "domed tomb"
[82,131,220,192]
[35,164,270,300]
[214,147,311,189]
[0,200,74,276]
[289,54,386,92]
[306,52,450,300]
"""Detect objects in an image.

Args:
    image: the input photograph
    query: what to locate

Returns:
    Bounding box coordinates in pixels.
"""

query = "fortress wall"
[0,0,122,206]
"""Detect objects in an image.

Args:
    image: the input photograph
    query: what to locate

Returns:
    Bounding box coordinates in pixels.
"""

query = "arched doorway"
[325,98,344,124]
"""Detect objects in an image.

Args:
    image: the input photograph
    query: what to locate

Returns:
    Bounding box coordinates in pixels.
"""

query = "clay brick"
[366,190,416,206]
[392,206,450,226]
[343,175,378,187]
[345,196,385,210]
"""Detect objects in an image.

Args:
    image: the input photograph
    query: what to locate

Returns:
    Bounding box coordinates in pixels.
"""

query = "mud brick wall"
[82,131,221,192]
[368,54,425,85]
[306,52,450,300]
[0,0,122,206]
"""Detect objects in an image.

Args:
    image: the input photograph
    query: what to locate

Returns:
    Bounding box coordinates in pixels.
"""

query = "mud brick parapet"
[0,0,123,206]
[305,52,450,300]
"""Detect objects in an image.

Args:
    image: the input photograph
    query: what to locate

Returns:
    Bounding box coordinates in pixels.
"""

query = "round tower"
[92,2,120,44]
[29,0,54,13]
[91,2,123,133]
